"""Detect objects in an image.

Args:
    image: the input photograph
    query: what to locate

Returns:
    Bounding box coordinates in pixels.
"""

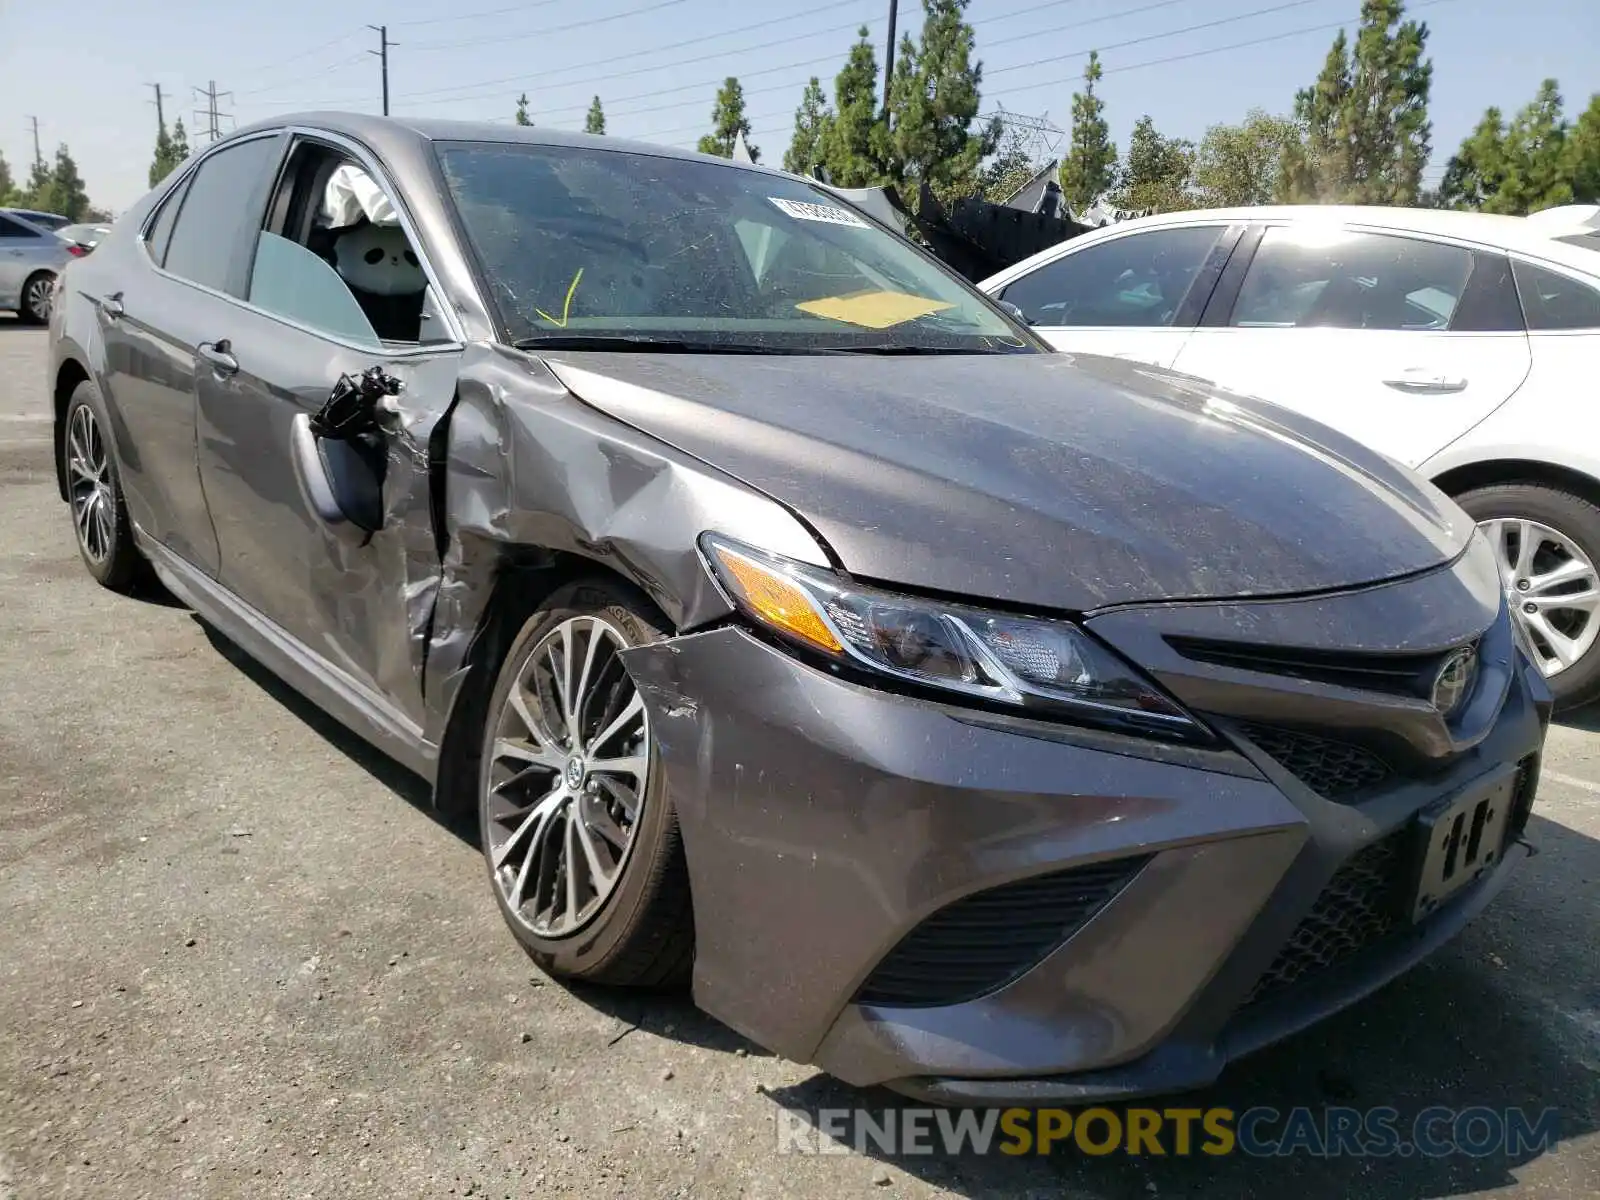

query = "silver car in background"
[0,208,76,323]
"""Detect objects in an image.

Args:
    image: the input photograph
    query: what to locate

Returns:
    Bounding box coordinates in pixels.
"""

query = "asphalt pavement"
[2,316,1598,1198]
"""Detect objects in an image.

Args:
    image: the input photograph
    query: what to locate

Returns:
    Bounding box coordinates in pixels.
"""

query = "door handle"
[1382,369,1467,394]
[99,292,124,320]
[197,339,239,377]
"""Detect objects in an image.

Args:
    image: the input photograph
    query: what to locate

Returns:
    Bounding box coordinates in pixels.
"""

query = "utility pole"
[368,24,392,115]
[149,83,169,133]
[882,0,897,117]
[26,115,42,169]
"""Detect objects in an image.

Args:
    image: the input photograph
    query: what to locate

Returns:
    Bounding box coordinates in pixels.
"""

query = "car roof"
[1059,203,1600,274]
[1,207,66,221]
[227,111,789,178]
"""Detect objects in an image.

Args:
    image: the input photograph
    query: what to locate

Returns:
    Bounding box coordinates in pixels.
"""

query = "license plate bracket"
[1408,769,1514,923]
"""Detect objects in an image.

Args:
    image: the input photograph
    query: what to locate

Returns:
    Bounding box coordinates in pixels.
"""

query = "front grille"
[1235,721,1392,799]
[1507,754,1540,840]
[854,855,1151,1009]
[1169,636,1478,701]
[1244,830,1409,1005]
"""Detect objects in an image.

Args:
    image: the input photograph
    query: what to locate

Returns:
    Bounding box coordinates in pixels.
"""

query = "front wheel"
[477,580,693,986]
[1456,482,1600,711]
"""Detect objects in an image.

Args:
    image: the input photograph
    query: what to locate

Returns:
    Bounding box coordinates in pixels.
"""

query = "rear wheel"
[20,271,54,324]
[476,580,693,986]
[63,381,142,592]
[1455,482,1600,711]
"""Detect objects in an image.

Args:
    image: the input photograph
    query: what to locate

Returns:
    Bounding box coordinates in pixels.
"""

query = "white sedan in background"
[982,204,1600,709]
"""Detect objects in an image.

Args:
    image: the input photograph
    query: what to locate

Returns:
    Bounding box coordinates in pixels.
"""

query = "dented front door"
[194,304,460,725]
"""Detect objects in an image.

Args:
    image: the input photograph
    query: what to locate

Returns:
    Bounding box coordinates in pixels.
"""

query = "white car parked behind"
[982,204,1600,709]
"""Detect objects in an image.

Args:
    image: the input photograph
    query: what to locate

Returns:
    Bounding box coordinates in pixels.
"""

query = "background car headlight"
[701,534,1201,738]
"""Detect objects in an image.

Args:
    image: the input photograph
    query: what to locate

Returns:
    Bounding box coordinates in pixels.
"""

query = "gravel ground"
[2,316,1598,1198]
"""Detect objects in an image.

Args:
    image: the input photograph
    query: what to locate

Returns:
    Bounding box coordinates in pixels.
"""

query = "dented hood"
[540,351,1473,612]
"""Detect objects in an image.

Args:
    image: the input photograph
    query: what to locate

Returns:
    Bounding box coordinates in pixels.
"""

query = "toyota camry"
[48,116,1549,1104]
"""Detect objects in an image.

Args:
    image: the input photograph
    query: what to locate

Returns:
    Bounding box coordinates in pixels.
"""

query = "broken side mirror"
[293,366,404,537]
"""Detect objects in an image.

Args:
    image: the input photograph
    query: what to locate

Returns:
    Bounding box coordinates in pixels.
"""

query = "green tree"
[148,111,189,189]
[886,0,997,203]
[515,94,533,126]
[0,150,14,205]
[1278,0,1432,204]
[783,77,832,176]
[1114,115,1195,211]
[1439,82,1580,214]
[1059,50,1117,212]
[818,29,890,186]
[584,96,606,136]
[978,125,1040,202]
[1193,109,1299,206]
[28,145,90,220]
[171,117,190,165]
[698,77,758,160]
[1567,93,1600,203]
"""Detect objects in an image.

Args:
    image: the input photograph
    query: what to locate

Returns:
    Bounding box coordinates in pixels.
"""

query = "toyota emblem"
[1431,645,1479,718]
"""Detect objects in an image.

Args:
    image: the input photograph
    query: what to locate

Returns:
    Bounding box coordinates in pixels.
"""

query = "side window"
[251,146,442,345]
[144,176,190,267]
[999,226,1223,328]
[164,137,280,293]
[1231,227,1474,331]
[1513,260,1600,330]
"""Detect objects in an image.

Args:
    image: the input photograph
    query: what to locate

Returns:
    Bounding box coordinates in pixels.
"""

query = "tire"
[62,380,142,592]
[1454,482,1600,712]
[19,271,55,325]
[475,579,694,986]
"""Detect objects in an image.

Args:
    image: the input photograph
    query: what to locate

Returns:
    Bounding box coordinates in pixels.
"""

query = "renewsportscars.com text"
[777,1105,1561,1158]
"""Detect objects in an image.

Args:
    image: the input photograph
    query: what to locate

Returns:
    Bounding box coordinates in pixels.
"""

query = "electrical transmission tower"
[192,81,236,144]
[982,105,1066,162]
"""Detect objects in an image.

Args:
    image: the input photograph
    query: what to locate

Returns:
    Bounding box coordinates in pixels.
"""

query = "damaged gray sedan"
[49,116,1551,1105]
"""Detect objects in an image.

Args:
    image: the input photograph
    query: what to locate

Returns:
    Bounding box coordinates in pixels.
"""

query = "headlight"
[701,534,1201,738]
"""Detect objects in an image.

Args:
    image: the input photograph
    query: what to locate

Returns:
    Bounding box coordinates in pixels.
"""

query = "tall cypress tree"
[698,77,758,160]
[784,77,832,176]
[584,96,606,136]
[1059,50,1117,212]
[818,29,889,187]
[886,0,997,202]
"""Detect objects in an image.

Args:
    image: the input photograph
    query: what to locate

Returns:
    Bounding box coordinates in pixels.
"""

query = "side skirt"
[138,533,439,783]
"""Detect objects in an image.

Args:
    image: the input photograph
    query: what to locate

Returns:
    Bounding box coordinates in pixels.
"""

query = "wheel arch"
[1431,457,1600,512]
[52,355,93,503]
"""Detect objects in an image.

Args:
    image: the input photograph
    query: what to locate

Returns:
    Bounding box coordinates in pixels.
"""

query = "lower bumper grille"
[1235,721,1392,800]
[854,855,1151,1009]
[1244,829,1409,1005]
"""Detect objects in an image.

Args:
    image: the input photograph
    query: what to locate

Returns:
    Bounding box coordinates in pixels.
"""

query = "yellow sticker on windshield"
[795,290,956,330]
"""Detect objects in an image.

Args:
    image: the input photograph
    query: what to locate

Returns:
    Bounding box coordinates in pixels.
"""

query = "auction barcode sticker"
[768,197,869,228]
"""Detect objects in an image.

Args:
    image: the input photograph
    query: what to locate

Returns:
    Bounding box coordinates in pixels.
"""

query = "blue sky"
[1,0,1596,213]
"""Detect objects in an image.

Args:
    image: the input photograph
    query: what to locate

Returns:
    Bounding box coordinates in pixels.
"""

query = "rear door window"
[1000,225,1225,327]
[1230,227,1475,331]
[0,215,42,239]
[1512,260,1600,330]
[162,136,280,294]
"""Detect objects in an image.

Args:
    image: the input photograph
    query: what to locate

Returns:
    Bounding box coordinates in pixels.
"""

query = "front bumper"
[621,553,1550,1105]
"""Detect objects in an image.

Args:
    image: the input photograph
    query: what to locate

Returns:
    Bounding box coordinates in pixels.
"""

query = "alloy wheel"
[484,614,651,939]
[24,274,53,322]
[66,404,114,564]
[1480,517,1600,678]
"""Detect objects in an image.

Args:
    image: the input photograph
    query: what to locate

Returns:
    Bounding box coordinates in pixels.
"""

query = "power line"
[394,0,564,27]
[628,0,1462,144]
[404,0,696,53]
[230,29,366,80]
[547,0,1205,124]
[397,0,880,104]
[234,53,371,99]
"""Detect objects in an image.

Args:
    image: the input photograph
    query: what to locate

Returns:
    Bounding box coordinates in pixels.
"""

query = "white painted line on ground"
[1544,769,1600,795]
